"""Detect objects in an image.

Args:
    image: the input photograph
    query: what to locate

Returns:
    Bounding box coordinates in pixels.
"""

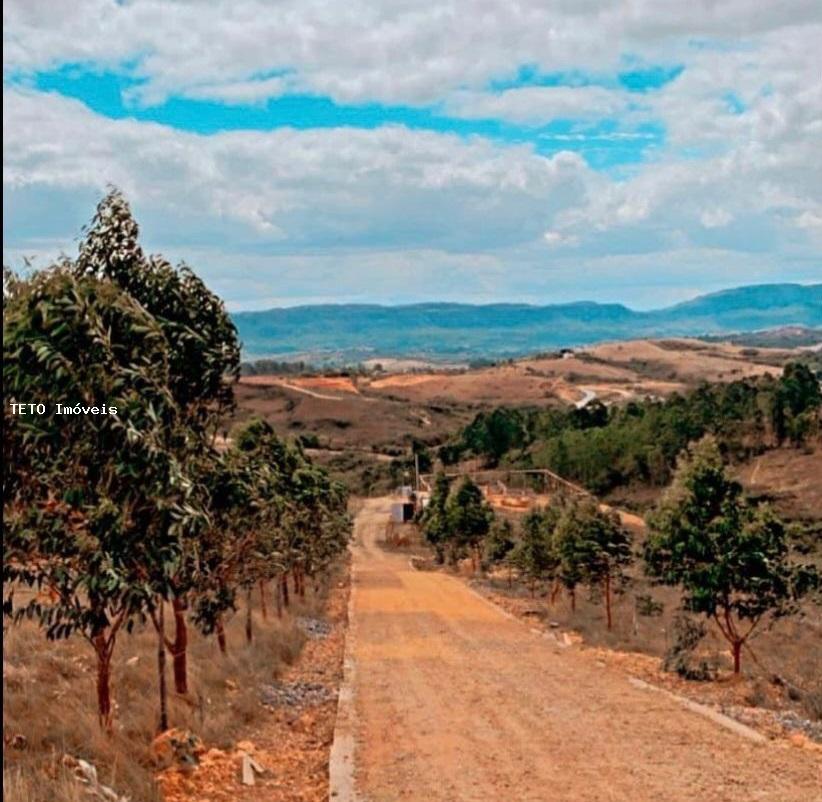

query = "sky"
[3,1,821,311]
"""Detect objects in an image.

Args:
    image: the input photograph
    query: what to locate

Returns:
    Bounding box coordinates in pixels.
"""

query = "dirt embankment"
[159,571,350,802]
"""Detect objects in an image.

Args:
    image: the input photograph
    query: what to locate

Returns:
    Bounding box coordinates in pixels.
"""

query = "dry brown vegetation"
[232,338,792,457]
[3,568,346,802]
[231,376,475,453]
[734,447,822,520]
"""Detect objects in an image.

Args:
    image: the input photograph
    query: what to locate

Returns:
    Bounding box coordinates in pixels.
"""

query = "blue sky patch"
[20,63,666,170]
[489,62,684,93]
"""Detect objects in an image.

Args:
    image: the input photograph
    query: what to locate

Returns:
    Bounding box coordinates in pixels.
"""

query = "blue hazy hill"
[233,283,822,361]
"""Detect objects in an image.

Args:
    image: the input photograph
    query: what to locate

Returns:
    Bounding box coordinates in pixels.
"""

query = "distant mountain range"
[233,283,822,363]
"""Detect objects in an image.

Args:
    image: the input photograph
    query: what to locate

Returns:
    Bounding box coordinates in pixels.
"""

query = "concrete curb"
[328,558,359,801]
[627,676,769,745]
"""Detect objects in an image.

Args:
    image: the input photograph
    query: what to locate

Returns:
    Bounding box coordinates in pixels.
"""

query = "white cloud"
[182,76,291,106]
[3,1,821,308]
[5,1,821,106]
[796,210,822,230]
[700,208,733,229]
[2,88,592,255]
[446,85,632,124]
[543,230,579,248]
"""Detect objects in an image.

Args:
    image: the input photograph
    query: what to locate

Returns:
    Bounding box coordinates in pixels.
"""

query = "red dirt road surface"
[333,498,821,802]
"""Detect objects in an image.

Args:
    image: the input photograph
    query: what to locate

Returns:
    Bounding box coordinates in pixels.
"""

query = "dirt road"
[332,498,821,802]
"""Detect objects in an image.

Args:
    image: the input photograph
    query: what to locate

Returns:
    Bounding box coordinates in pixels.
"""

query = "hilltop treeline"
[442,366,821,494]
[3,191,351,732]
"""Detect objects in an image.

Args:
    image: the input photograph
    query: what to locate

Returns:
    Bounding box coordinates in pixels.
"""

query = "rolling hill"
[233,282,822,361]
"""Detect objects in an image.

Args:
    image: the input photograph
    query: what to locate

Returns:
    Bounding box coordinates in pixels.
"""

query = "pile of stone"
[260,681,335,709]
[775,710,822,743]
[295,616,332,639]
[62,755,130,801]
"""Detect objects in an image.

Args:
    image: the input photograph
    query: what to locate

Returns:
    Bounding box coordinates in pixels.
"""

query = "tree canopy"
[644,437,817,673]
[3,267,203,726]
[3,191,351,732]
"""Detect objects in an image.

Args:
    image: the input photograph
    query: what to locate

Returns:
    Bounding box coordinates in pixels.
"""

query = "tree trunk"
[732,640,742,675]
[604,573,613,631]
[275,578,283,619]
[93,633,113,732]
[216,616,227,655]
[171,597,188,694]
[570,587,576,613]
[298,569,306,598]
[157,602,169,732]
[259,580,268,621]
[245,587,253,643]
[292,570,299,596]
[281,573,290,608]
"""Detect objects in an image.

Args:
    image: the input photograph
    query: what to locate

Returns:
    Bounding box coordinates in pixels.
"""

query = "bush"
[663,615,716,681]
[635,594,664,617]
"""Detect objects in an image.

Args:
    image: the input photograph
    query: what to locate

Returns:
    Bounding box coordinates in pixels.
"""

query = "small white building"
[390,501,415,523]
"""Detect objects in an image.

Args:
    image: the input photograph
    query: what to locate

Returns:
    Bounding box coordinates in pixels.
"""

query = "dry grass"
[2,580,334,802]
[232,379,474,453]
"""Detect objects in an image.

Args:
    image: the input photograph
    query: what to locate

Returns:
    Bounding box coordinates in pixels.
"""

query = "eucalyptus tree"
[3,267,201,729]
[233,418,351,613]
[286,461,351,595]
[73,189,241,693]
[233,419,301,613]
[188,443,287,650]
[553,505,588,613]
[75,189,240,436]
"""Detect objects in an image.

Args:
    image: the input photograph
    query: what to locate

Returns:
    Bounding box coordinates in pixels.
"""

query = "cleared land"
[336,499,821,802]
[233,338,793,453]
[361,338,789,404]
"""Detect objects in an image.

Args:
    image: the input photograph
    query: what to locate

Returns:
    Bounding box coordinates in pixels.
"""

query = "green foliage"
[449,367,822,494]
[510,507,559,594]
[484,519,515,566]
[75,189,240,434]
[3,192,351,728]
[563,501,632,588]
[446,478,494,558]
[644,437,818,672]
[552,499,632,625]
[772,362,822,446]
[419,473,452,563]
[460,407,531,465]
[635,594,664,617]
[230,418,350,585]
[3,267,201,643]
[419,474,493,565]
